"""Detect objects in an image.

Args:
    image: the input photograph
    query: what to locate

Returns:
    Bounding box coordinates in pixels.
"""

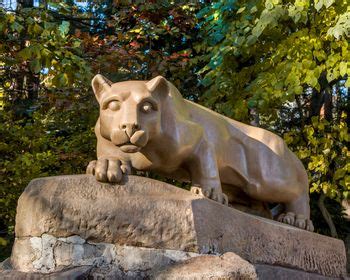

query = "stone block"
[153,252,258,280]
[13,175,347,277]
[254,264,341,280]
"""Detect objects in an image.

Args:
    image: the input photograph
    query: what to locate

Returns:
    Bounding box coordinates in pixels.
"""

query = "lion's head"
[92,74,170,153]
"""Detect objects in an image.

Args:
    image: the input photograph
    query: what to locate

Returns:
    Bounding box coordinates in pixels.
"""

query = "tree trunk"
[323,86,332,121]
[318,193,338,238]
[15,0,40,109]
[309,88,324,119]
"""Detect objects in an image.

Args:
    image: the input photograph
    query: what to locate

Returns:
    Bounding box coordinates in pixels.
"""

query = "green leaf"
[0,237,7,246]
[345,78,350,87]
[251,6,258,13]
[315,0,324,11]
[305,126,314,137]
[327,70,335,82]
[294,85,303,94]
[298,149,310,159]
[246,35,257,45]
[247,99,257,108]
[237,7,246,14]
[334,168,346,180]
[30,59,41,74]
[33,23,43,35]
[55,73,68,86]
[339,61,347,76]
[59,21,70,36]
[11,21,24,33]
[17,48,32,60]
[313,50,326,62]
[324,0,334,8]
[305,71,318,88]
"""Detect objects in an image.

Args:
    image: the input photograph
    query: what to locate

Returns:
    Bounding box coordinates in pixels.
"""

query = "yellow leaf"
[339,61,347,76]
[237,7,246,14]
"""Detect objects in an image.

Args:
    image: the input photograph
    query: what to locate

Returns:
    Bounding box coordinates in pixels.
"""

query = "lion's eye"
[141,101,154,113]
[108,101,120,111]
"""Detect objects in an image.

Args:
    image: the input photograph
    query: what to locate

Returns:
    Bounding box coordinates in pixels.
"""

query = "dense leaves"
[197,0,349,237]
[0,0,203,260]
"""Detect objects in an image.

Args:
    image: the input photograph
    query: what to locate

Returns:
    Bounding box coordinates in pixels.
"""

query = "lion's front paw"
[277,212,314,232]
[86,159,130,183]
[191,186,228,206]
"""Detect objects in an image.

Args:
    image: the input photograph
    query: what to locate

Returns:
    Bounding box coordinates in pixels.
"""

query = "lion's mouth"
[119,143,141,153]
[117,141,141,153]
[110,129,148,153]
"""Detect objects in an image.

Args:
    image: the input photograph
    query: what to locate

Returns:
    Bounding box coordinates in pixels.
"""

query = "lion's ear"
[146,76,169,97]
[92,74,112,102]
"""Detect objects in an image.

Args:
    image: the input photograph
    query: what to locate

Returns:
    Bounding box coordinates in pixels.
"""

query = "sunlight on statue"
[87,74,314,232]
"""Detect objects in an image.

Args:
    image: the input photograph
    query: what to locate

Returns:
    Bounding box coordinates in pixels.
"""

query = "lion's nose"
[120,123,140,138]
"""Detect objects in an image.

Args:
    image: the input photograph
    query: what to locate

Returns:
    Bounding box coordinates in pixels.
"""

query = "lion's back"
[184,100,286,156]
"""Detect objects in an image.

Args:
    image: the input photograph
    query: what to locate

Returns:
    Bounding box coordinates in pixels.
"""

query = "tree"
[0,0,203,260]
[197,0,349,237]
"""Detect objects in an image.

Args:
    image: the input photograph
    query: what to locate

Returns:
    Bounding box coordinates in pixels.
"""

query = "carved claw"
[294,215,315,232]
[305,219,314,232]
[277,212,314,232]
[86,160,97,175]
[295,214,306,229]
[277,212,295,225]
[120,163,131,175]
[282,212,295,225]
[86,158,128,183]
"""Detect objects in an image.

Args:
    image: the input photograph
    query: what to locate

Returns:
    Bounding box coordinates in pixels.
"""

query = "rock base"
[11,234,199,275]
[0,240,341,280]
[6,175,348,279]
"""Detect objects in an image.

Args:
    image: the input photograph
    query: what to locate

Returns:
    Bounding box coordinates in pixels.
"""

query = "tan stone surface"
[254,264,341,280]
[88,74,313,230]
[14,175,347,277]
[153,252,258,280]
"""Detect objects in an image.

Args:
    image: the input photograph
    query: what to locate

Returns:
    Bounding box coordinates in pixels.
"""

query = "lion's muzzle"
[110,129,148,153]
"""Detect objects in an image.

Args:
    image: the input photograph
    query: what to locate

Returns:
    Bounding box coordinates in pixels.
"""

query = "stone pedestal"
[1,175,348,279]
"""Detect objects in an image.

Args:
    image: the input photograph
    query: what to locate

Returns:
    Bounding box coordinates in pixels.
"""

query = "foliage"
[0,5,92,99]
[197,0,349,236]
[87,1,203,98]
[284,116,349,201]
[197,0,349,117]
[0,106,97,239]
[0,0,203,260]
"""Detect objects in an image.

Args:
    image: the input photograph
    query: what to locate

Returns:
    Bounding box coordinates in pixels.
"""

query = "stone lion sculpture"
[87,74,314,231]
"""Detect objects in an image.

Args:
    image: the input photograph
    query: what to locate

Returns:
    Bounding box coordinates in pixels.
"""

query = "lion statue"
[87,74,314,231]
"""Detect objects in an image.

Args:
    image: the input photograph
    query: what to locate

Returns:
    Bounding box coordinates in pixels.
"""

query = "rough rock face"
[11,175,348,278]
[9,234,257,279]
[153,252,258,280]
[2,236,341,280]
[11,234,199,274]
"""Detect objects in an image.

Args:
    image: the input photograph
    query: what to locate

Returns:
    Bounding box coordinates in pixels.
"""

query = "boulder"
[153,252,258,280]
[11,175,347,277]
